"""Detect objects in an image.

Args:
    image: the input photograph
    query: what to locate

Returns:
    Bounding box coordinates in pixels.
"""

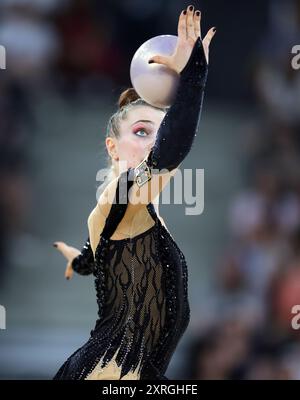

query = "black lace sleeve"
[71,237,95,276]
[134,36,208,186]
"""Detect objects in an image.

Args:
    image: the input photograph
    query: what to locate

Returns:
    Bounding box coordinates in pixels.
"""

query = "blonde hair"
[97,88,167,196]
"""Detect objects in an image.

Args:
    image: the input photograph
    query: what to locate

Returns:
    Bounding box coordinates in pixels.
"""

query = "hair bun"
[118,87,140,108]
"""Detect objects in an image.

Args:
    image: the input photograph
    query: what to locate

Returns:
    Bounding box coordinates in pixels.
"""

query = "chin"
[132,160,142,168]
[127,157,144,170]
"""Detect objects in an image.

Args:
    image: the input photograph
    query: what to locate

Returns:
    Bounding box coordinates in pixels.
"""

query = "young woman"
[53,5,215,380]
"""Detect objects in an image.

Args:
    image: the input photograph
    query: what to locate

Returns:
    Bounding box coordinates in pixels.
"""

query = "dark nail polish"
[53,243,57,247]
[148,60,154,64]
[196,11,200,16]
[189,5,194,11]
[183,10,187,15]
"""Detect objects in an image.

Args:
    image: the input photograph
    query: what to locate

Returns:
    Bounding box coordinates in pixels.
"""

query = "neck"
[152,198,160,217]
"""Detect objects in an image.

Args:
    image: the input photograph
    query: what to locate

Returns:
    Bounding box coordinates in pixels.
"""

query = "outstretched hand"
[148,5,216,74]
[53,241,81,280]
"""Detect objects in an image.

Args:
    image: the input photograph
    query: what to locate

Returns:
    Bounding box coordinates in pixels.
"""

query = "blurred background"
[0,0,300,379]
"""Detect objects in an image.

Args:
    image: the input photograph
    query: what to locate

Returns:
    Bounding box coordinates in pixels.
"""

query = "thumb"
[203,27,217,47]
[148,55,170,67]
[65,260,74,280]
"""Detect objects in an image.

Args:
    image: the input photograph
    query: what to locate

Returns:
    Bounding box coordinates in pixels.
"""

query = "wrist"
[179,37,208,77]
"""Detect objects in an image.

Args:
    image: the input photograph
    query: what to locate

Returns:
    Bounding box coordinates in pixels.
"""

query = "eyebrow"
[130,119,154,127]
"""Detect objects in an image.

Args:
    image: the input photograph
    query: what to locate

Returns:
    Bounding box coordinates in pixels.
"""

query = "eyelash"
[133,128,149,137]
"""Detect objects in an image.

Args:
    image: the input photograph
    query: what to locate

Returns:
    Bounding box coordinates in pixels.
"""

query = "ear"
[106,137,119,161]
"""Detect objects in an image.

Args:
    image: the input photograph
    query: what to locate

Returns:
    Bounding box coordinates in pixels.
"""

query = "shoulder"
[87,203,107,255]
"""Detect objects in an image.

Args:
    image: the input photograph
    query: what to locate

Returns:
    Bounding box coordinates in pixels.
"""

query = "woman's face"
[107,105,166,169]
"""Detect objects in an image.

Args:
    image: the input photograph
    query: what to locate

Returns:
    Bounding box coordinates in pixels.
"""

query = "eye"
[133,128,148,137]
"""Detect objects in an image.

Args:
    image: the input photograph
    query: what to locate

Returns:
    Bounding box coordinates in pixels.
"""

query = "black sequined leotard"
[53,37,208,381]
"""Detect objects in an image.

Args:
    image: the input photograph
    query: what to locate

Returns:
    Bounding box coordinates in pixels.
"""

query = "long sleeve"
[135,36,208,185]
[71,237,95,276]
[97,37,209,220]
[150,36,208,171]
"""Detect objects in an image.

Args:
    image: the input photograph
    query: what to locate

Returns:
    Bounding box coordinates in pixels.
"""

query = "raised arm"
[127,8,215,207]
[144,35,208,171]
[98,7,215,216]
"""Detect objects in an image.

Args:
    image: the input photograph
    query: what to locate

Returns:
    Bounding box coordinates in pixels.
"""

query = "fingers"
[53,242,70,260]
[177,10,186,39]
[53,241,69,257]
[186,5,196,40]
[178,5,201,41]
[194,10,201,39]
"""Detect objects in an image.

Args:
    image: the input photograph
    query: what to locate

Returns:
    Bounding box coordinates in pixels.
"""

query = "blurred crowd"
[185,0,300,380]
[0,0,300,379]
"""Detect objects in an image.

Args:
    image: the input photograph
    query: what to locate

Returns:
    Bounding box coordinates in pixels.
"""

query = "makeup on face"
[131,120,155,138]
[130,119,155,127]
